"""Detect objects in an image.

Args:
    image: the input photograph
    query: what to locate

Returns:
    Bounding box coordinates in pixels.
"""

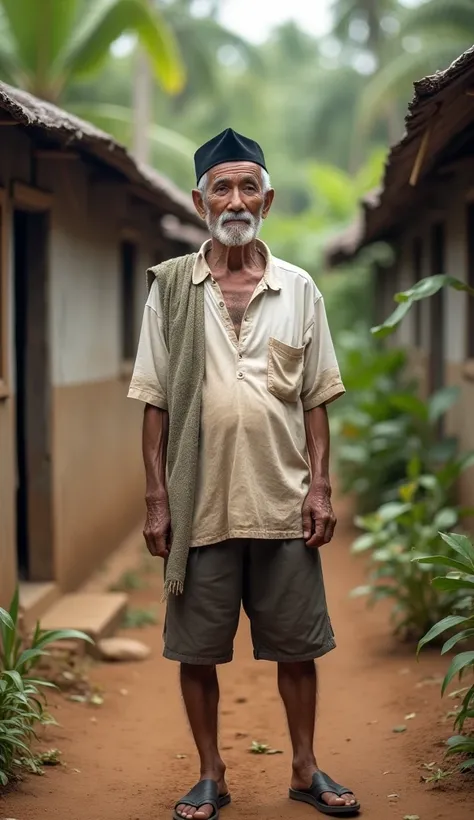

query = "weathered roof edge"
[0,81,205,229]
[325,45,474,268]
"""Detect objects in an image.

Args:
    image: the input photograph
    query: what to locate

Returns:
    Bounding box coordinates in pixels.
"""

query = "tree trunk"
[132,49,152,164]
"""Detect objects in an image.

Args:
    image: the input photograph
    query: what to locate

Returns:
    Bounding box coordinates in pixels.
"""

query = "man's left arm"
[301,295,345,547]
[303,405,334,546]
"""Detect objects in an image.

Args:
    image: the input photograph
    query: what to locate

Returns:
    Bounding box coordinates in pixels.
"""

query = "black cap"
[194,128,267,184]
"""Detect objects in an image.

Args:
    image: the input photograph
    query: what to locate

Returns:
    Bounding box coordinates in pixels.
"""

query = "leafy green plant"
[0,588,92,786]
[371,275,474,339]
[333,329,461,512]
[414,532,474,772]
[351,458,474,639]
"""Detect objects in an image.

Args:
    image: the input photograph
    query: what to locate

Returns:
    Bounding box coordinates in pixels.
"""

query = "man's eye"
[244,185,257,193]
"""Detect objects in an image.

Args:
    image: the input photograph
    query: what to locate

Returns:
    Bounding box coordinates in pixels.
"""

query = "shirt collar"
[192,239,281,291]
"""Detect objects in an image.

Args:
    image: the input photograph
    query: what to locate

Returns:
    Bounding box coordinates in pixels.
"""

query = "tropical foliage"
[0,589,92,786]
[371,274,474,338]
[360,0,474,131]
[415,532,474,772]
[351,462,474,638]
[335,324,474,647]
[332,328,465,510]
[0,0,184,102]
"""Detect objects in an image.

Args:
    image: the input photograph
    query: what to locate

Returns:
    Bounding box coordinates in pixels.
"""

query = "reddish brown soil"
[1,497,472,820]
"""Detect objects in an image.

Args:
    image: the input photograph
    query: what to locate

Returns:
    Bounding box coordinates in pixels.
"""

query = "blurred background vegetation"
[0,0,470,338]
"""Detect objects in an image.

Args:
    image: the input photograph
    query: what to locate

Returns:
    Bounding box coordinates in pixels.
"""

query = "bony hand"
[143,495,172,559]
[302,481,337,548]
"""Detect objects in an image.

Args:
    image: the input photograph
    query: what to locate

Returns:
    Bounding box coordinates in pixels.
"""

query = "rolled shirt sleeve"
[301,295,345,411]
[127,279,168,410]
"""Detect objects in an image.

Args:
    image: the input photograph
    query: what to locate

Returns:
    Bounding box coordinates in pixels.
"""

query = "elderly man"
[128,129,360,819]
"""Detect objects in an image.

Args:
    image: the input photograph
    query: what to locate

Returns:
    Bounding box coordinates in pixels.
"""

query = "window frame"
[119,235,138,375]
[0,188,9,399]
[466,202,474,361]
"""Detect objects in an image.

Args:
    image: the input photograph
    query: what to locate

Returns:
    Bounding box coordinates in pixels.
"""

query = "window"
[412,237,423,347]
[120,240,137,363]
[0,189,8,397]
[466,204,474,359]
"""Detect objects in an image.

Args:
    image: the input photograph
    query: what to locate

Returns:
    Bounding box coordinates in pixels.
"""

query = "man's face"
[193,161,274,247]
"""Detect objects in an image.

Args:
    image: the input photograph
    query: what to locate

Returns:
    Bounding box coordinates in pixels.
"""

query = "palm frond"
[0,0,77,85]
[56,0,185,94]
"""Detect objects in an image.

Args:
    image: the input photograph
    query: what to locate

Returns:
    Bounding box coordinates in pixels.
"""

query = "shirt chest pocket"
[267,337,305,403]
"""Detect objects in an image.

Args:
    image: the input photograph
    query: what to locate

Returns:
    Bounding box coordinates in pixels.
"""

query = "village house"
[0,82,206,628]
[325,46,474,509]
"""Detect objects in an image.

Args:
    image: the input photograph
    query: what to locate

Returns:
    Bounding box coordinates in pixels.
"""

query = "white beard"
[206,209,263,247]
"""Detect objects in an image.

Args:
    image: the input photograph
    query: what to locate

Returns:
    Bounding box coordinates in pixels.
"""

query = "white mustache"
[220,213,252,225]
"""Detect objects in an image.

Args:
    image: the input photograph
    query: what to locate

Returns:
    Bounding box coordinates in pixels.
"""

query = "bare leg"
[176,664,227,820]
[278,661,357,808]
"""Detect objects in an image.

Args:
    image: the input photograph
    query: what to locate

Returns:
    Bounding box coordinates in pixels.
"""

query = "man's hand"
[302,479,336,548]
[143,494,172,558]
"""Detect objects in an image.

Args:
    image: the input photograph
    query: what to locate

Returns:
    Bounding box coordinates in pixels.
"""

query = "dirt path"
[2,497,471,820]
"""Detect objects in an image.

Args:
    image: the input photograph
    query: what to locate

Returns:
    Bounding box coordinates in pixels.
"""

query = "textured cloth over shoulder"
[146,254,205,595]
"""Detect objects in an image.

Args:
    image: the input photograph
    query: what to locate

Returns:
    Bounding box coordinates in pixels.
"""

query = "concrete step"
[19,581,60,630]
[39,592,129,653]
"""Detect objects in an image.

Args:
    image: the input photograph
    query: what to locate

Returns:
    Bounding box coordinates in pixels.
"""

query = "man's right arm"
[142,404,171,558]
[127,280,171,559]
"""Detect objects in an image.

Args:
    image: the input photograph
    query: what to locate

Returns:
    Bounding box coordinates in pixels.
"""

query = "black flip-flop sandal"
[173,779,231,820]
[289,771,360,816]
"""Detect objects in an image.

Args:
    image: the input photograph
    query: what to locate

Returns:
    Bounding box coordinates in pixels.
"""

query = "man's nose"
[227,186,244,211]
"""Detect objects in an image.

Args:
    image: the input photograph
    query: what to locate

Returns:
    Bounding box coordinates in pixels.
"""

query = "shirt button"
[238,352,243,359]
[219,301,225,307]
[237,371,244,379]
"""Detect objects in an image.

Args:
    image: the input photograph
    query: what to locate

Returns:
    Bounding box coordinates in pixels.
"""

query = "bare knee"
[278,660,315,679]
[180,662,217,682]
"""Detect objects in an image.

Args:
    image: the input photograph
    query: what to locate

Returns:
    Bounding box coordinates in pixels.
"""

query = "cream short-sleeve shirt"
[128,240,345,546]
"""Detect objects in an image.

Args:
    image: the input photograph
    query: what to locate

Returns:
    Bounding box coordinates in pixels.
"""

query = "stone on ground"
[97,637,151,662]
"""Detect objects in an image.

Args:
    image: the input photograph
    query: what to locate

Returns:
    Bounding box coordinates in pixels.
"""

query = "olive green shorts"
[163,538,336,665]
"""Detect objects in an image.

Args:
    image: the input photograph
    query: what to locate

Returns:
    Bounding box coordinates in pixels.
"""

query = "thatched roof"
[0,81,204,229]
[325,45,474,267]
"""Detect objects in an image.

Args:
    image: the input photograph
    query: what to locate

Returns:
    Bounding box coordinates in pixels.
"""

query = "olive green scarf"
[147,253,205,596]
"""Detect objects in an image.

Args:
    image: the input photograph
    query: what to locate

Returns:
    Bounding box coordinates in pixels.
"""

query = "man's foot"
[291,764,358,809]
[175,772,229,820]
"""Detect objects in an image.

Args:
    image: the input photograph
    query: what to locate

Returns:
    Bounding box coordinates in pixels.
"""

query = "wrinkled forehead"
[207,161,263,185]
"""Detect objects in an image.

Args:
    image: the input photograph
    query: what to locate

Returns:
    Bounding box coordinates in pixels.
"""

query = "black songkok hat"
[194,128,267,184]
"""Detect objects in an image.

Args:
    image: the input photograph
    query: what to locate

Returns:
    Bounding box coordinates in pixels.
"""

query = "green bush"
[333,330,460,513]
[350,455,474,639]
[0,589,92,786]
[414,532,474,773]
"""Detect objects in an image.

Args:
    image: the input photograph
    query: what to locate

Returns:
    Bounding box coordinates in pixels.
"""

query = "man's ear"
[262,188,275,219]
[192,189,206,220]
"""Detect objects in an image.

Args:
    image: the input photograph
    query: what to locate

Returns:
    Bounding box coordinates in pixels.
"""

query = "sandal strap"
[311,771,353,799]
[175,779,219,811]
